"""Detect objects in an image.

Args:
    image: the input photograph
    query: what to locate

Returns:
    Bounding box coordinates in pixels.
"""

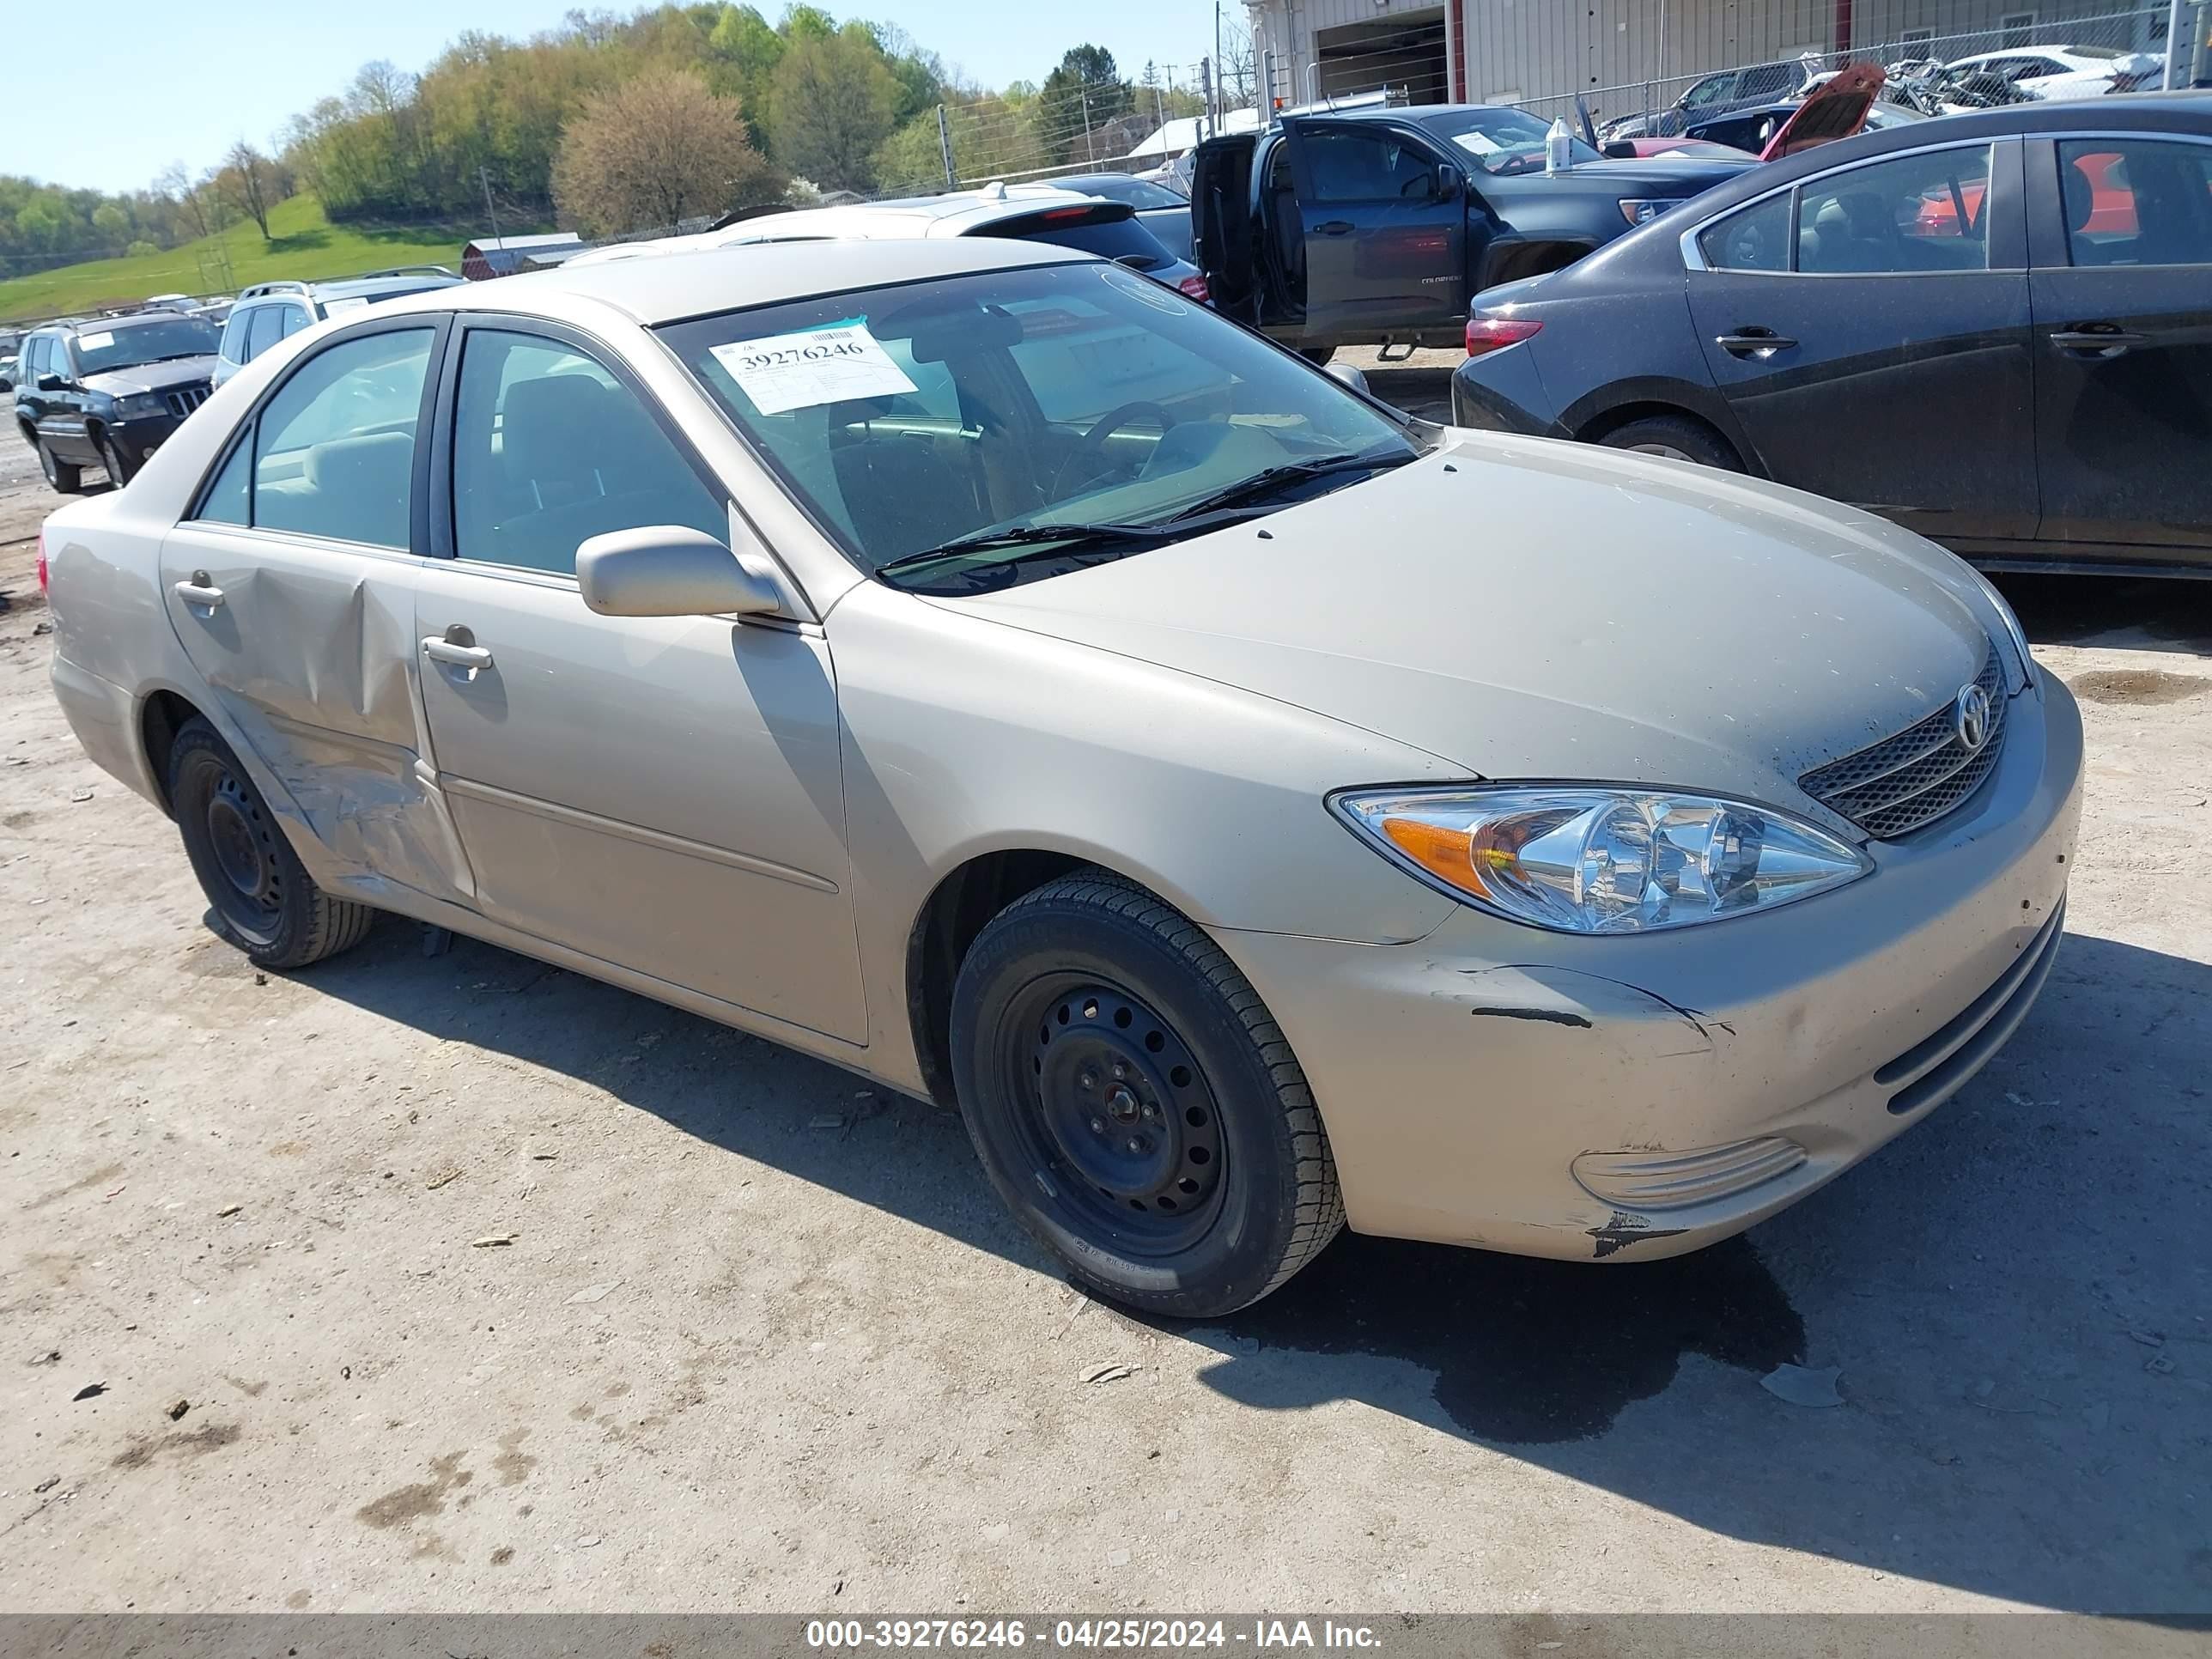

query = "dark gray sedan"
[1450,94,2212,578]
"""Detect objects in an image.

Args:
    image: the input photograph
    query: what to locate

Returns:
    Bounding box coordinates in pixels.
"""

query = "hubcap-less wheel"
[1015,977,1224,1255]
[201,766,284,944]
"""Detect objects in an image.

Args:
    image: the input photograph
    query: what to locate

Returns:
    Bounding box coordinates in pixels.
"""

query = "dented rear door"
[158,318,477,904]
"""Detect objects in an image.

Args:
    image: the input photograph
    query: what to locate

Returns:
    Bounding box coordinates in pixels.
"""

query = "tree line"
[1,4,1211,271]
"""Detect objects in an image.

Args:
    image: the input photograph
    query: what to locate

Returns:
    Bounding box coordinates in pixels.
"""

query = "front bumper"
[1218,675,2085,1261]
[106,412,185,467]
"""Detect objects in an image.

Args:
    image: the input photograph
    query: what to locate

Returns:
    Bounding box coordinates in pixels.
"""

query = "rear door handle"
[173,574,224,609]
[2050,327,2148,358]
[1716,329,1797,358]
[422,635,494,672]
[1313,220,1354,235]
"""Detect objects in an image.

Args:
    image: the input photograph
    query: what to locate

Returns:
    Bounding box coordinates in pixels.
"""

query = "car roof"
[709,188,1127,243]
[314,273,464,300]
[390,234,1091,328]
[59,310,208,335]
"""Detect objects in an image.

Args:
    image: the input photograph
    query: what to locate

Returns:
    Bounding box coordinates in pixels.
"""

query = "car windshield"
[71,317,220,375]
[661,260,1418,593]
[1424,107,1603,174]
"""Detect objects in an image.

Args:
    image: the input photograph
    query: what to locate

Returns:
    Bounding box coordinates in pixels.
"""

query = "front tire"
[100,433,133,487]
[167,718,375,969]
[950,871,1343,1317]
[38,440,85,494]
[1297,345,1336,367]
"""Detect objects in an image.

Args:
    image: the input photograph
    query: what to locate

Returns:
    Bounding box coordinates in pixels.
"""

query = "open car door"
[1190,133,1261,325]
[1760,64,1884,161]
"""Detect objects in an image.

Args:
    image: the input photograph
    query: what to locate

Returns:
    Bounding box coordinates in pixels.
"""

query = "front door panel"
[1282,119,1465,338]
[413,565,863,1041]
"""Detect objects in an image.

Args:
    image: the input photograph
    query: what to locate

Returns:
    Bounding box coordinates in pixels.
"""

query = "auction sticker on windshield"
[77,331,116,352]
[709,322,918,416]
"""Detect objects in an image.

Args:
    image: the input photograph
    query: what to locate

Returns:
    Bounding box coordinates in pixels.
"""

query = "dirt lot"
[3,408,2209,1616]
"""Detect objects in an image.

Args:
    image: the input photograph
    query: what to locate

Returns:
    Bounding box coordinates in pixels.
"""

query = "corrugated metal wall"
[1249,0,2181,114]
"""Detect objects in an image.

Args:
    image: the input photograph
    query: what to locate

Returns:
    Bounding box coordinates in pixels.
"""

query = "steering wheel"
[1049,401,1177,500]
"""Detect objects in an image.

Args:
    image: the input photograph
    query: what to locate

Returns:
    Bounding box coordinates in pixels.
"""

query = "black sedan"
[1451,94,2212,577]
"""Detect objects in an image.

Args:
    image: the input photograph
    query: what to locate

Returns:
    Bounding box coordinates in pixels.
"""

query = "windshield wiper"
[874,520,1171,581]
[1148,449,1416,526]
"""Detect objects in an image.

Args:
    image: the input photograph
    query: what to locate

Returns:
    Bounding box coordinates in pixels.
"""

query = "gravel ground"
[2,416,2209,1616]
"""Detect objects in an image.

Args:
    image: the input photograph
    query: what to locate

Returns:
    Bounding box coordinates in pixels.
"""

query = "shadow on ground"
[296,913,2212,1612]
[1995,571,2212,658]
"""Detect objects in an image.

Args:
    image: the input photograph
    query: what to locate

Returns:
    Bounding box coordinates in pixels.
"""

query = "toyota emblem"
[1954,684,1993,752]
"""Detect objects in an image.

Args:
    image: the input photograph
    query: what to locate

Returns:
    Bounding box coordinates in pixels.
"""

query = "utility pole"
[2168,0,2188,87]
[1080,85,1096,163]
[936,104,957,189]
[1200,58,1215,137]
[479,167,502,246]
[1214,0,1224,113]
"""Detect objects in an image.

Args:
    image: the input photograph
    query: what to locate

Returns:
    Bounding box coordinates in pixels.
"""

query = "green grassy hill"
[0,194,533,323]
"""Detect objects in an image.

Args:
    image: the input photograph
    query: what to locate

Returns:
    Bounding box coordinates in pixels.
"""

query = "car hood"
[82,355,217,396]
[939,434,1996,830]
[1488,155,1758,198]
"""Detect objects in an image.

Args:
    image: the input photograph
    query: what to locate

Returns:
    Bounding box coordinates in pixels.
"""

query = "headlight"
[112,392,167,418]
[1619,198,1687,225]
[1332,786,1871,934]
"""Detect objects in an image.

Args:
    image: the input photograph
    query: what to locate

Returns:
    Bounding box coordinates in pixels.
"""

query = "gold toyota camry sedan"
[38,237,2081,1315]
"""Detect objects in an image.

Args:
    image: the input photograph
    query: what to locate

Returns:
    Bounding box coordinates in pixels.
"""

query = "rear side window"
[251,329,434,549]
[1012,215,1176,271]
[450,330,726,575]
[245,306,287,362]
[2059,139,2212,269]
[1796,145,1992,273]
[219,314,251,366]
[1699,191,1793,271]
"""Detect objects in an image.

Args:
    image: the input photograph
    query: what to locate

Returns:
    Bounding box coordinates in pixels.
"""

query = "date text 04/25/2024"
[805,1620,1384,1650]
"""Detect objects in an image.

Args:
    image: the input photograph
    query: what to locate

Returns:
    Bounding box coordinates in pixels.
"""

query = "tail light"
[35,526,47,594]
[1177,273,1211,304]
[1466,315,1543,357]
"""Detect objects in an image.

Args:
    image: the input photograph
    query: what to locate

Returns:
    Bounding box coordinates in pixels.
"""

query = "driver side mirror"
[576,526,783,618]
[1324,362,1371,397]
[37,373,71,392]
[1434,161,1463,200]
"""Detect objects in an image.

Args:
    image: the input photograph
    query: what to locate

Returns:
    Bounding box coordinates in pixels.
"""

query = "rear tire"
[1594,413,1741,470]
[1297,346,1336,368]
[950,870,1343,1318]
[100,433,133,487]
[167,718,375,969]
[38,441,84,494]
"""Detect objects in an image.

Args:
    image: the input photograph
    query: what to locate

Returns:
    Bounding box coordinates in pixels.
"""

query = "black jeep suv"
[14,309,222,490]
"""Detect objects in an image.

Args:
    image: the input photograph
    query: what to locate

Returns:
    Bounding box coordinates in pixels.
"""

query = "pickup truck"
[1191,102,1755,359]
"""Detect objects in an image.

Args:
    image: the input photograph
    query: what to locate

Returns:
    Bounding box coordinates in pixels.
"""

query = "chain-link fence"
[1507,3,2202,133]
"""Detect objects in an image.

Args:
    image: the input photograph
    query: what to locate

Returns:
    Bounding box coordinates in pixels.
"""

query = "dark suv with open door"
[1190,103,1753,361]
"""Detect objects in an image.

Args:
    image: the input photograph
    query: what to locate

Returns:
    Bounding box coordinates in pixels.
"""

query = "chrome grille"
[164,384,211,420]
[1800,644,2007,840]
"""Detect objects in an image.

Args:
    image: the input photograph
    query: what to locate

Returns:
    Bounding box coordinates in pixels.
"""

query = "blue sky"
[15,0,1223,194]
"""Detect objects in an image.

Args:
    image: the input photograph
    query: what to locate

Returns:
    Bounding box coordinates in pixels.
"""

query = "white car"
[569,185,1208,301]
[1942,43,2160,101]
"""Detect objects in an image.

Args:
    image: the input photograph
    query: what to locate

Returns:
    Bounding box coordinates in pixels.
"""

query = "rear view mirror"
[1324,362,1371,397]
[1434,162,1462,200]
[37,373,70,392]
[576,526,782,618]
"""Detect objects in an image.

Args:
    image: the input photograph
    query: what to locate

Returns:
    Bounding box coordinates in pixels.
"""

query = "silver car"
[40,238,2081,1315]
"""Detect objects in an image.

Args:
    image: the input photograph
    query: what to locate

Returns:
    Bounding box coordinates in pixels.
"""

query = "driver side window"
[1304,130,1438,202]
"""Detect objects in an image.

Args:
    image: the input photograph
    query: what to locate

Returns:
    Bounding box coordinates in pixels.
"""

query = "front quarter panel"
[825,580,1465,1080]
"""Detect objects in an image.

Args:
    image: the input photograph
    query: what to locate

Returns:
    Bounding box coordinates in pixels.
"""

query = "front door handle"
[1313,220,1354,235]
[1716,328,1797,359]
[422,633,494,672]
[173,573,224,609]
[2050,327,2148,359]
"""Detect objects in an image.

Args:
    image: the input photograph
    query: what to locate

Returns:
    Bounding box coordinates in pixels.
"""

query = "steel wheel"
[198,762,287,947]
[1007,975,1226,1255]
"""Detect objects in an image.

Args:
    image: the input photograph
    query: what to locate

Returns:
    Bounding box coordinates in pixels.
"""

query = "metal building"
[1244,0,2192,125]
